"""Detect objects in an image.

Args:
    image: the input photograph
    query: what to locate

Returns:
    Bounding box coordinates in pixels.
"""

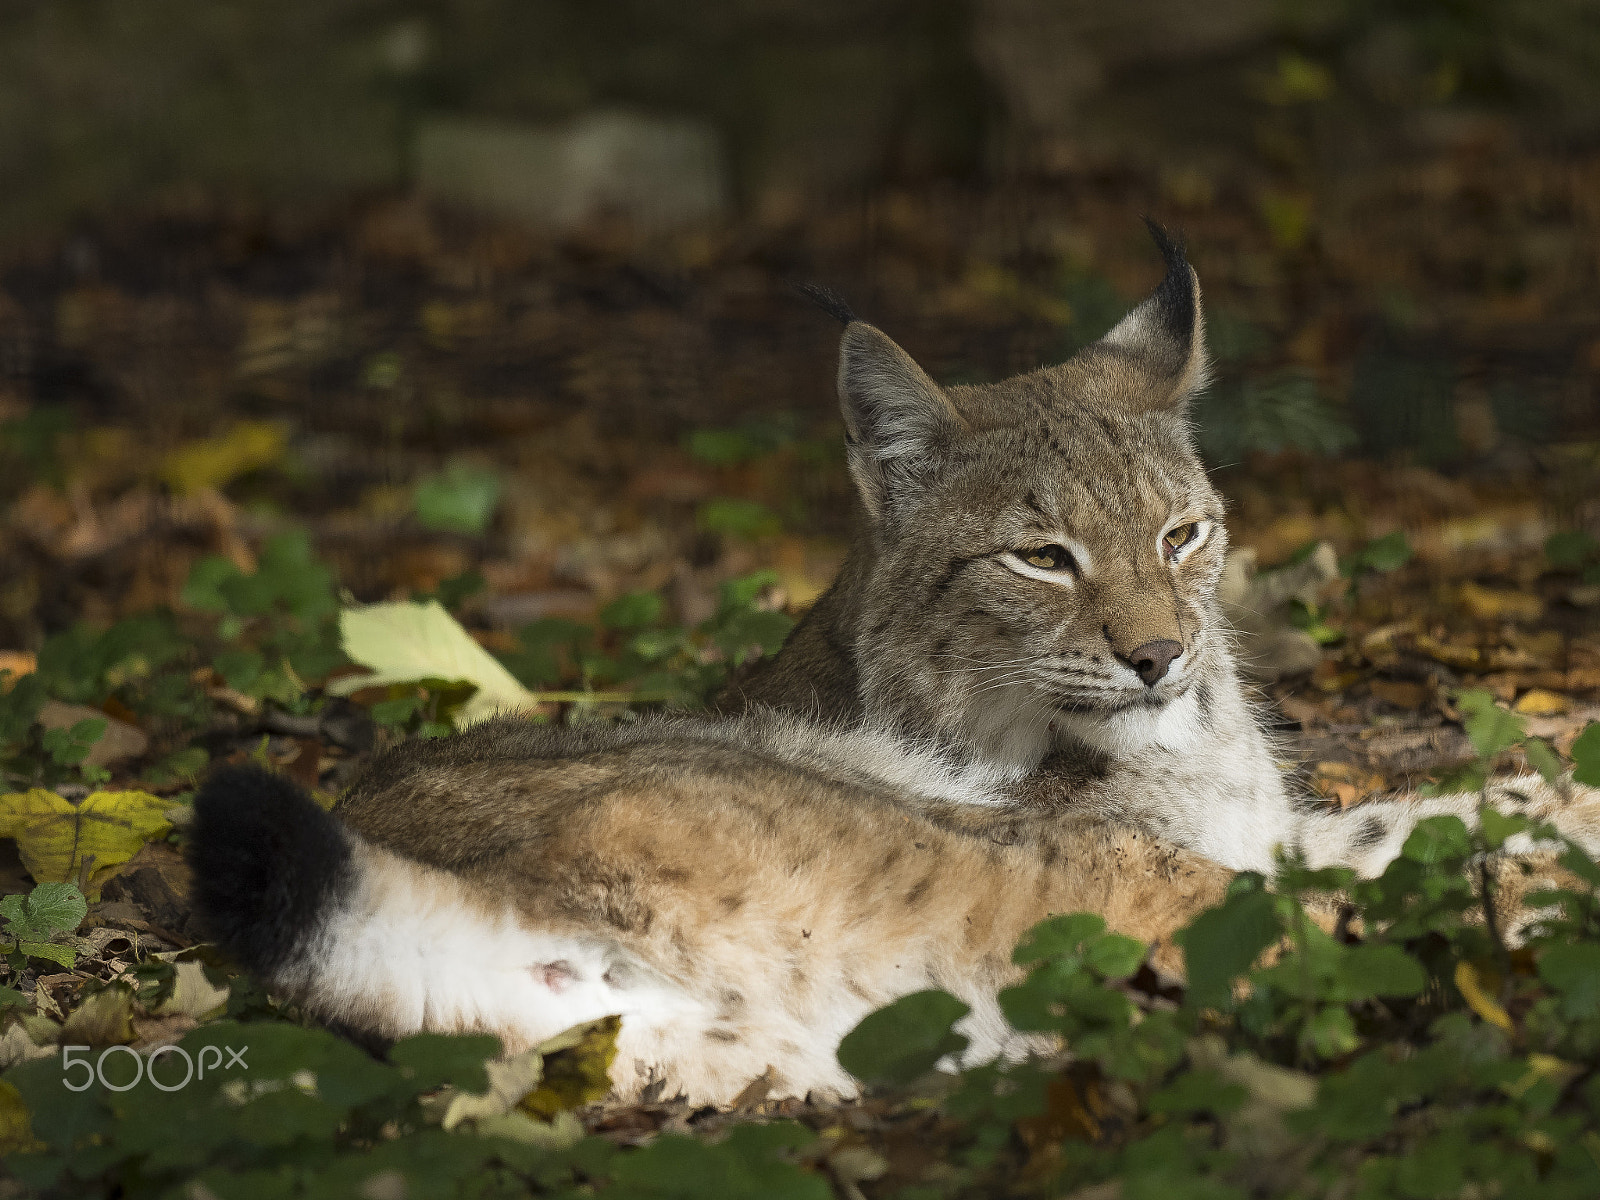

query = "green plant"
[413,461,504,535]
[1,882,87,971]
[1546,530,1600,584]
[182,530,344,710]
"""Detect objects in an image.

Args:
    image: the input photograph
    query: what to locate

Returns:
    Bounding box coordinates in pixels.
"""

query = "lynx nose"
[1125,639,1182,686]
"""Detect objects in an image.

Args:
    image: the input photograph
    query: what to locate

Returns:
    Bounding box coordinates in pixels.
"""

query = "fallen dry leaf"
[0,788,173,898]
[1512,689,1569,716]
[1369,679,1431,710]
[1458,582,1543,622]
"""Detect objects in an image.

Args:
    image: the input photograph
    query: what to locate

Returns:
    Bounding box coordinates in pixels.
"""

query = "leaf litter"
[0,159,1596,1196]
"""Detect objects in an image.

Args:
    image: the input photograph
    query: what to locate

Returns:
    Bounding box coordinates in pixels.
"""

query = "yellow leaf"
[0,652,36,683]
[1512,689,1569,717]
[160,421,287,496]
[0,789,172,899]
[0,1080,43,1155]
[1458,582,1543,623]
[1455,961,1513,1032]
[520,1015,620,1120]
[60,988,135,1047]
[329,600,538,727]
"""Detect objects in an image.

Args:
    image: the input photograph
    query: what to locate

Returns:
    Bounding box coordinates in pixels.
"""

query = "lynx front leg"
[1289,774,1600,878]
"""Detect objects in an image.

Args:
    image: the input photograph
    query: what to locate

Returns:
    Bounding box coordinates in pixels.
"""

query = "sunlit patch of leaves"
[182,530,345,712]
[499,570,793,707]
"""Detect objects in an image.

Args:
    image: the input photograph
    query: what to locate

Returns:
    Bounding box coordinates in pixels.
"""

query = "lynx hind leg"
[321,844,834,1107]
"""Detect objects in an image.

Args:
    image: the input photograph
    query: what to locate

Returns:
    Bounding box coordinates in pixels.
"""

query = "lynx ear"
[1093,220,1209,411]
[836,323,967,522]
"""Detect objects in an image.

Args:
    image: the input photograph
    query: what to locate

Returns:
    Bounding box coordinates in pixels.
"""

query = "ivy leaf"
[1523,737,1564,785]
[18,941,75,968]
[1341,531,1413,577]
[837,989,970,1086]
[1537,943,1600,1019]
[1013,912,1106,965]
[1176,880,1282,1009]
[413,461,503,535]
[1336,943,1426,1000]
[1085,933,1148,980]
[1401,815,1473,865]
[1572,723,1600,787]
[1455,690,1525,760]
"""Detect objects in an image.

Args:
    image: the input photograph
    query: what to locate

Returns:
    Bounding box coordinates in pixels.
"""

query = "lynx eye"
[1163,522,1200,557]
[1019,545,1074,572]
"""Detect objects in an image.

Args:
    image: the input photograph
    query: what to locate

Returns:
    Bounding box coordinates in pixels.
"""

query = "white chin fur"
[1052,687,1203,758]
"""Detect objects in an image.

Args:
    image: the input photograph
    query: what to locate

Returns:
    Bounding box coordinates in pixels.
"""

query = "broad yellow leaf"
[1512,689,1568,717]
[1458,582,1543,623]
[1455,961,1513,1032]
[0,789,172,898]
[520,1015,620,1119]
[329,600,537,727]
[160,421,287,496]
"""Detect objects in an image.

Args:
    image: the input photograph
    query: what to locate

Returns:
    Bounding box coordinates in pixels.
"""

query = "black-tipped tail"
[188,765,355,980]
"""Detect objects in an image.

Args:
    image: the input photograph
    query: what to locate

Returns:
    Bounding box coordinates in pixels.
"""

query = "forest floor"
[2,143,1599,1194]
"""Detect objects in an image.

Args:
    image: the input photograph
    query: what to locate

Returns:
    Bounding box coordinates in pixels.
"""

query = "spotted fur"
[190,712,1238,1105]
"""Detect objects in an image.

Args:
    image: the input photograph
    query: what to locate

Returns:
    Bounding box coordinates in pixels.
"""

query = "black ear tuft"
[187,765,354,979]
[1141,218,1195,347]
[795,282,857,327]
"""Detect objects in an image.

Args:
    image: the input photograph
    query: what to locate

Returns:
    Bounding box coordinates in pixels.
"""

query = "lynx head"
[829,223,1230,773]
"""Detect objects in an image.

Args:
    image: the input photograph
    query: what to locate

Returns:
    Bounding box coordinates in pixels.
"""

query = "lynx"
[190,225,1600,1106]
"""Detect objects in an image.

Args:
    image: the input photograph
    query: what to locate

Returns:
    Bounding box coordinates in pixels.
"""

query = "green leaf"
[686,428,764,466]
[1523,737,1564,784]
[18,940,74,968]
[1177,881,1282,1009]
[390,1032,500,1093]
[697,498,781,539]
[20,882,87,937]
[413,461,503,535]
[1545,530,1600,570]
[41,718,106,768]
[1456,690,1525,760]
[434,569,486,611]
[370,694,425,728]
[1401,815,1473,864]
[213,648,265,694]
[0,984,26,1009]
[1085,933,1148,979]
[1337,943,1427,999]
[837,989,970,1086]
[1012,912,1106,965]
[1302,1006,1358,1058]
[1537,943,1600,1018]
[600,591,664,631]
[181,555,243,613]
[1342,530,1413,577]
[1572,723,1600,787]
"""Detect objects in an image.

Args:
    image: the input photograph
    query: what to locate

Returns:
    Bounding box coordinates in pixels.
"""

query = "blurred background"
[1,0,1598,656]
